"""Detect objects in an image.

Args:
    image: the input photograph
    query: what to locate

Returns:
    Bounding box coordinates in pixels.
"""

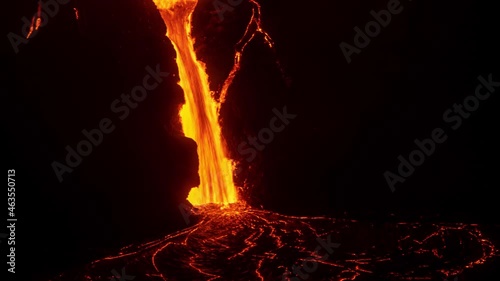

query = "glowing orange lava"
[152,0,238,206]
[26,1,42,39]
[219,0,282,104]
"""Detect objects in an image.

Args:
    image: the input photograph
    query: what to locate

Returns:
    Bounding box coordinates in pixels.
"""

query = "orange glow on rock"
[152,0,238,206]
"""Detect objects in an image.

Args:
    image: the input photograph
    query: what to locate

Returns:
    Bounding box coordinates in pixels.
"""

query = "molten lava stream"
[154,0,238,206]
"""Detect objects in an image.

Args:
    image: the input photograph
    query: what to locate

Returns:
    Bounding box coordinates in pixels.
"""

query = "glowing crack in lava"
[154,0,238,205]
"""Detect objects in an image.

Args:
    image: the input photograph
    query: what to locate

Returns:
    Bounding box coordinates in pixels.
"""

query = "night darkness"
[3,0,500,280]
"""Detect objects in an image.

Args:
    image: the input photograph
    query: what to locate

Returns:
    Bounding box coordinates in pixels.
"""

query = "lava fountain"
[153,0,238,206]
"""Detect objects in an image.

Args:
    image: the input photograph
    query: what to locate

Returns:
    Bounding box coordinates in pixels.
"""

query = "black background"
[3,0,499,280]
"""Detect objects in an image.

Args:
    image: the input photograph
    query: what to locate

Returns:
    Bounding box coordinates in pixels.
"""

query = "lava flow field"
[50,203,498,281]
